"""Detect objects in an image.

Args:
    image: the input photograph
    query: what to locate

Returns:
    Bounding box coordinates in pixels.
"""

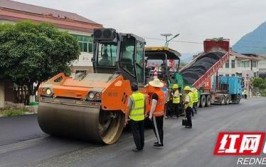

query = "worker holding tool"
[148,77,165,147]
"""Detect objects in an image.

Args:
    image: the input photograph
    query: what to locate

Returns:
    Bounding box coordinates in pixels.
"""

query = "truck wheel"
[225,96,230,105]
[236,95,241,104]
[206,95,211,107]
[220,96,225,105]
[200,95,206,107]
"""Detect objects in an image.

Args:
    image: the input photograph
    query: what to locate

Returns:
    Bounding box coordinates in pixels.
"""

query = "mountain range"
[181,21,266,63]
[232,21,266,55]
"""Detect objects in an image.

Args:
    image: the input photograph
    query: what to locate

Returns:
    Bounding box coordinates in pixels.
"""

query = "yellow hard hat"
[184,86,191,91]
[172,84,179,89]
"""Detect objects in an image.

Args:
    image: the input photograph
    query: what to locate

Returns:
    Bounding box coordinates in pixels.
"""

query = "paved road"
[0,97,265,167]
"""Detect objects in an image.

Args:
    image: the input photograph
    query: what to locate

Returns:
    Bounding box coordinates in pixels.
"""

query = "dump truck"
[145,39,242,107]
[181,39,242,106]
[37,28,147,144]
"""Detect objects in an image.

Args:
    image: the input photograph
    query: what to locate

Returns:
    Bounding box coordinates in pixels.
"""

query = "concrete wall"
[0,81,4,108]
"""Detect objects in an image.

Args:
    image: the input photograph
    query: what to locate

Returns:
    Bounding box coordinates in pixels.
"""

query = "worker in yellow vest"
[172,84,181,118]
[243,89,247,99]
[187,87,195,116]
[191,87,199,114]
[166,85,173,118]
[183,86,193,128]
[125,83,146,152]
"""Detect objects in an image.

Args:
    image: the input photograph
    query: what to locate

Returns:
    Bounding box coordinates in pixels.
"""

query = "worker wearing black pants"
[125,83,146,152]
[192,87,198,114]
[184,86,193,128]
[185,107,193,128]
[166,100,173,118]
[172,103,180,117]
[193,103,197,114]
[243,89,247,99]
[172,84,181,118]
[148,77,165,147]
[130,120,145,150]
[152,116,164,146]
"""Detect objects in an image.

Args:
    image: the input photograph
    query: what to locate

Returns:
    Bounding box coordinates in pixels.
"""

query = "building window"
[244,61,250,68]
[238,61,250,68]
[231,60,235,68]
[237,61,242,67]
[236,72,242,77]
[225,60,229,68]
[252,61,257,67]
[72,34,93,53]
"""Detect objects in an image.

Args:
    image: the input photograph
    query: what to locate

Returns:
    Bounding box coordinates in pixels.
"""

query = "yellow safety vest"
[185,92,193,109]
[129,92,145,121]
[192,89,198,103]
[172,89,180,104]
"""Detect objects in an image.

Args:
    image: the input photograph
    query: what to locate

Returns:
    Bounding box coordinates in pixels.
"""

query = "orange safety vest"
[151,89,165,117]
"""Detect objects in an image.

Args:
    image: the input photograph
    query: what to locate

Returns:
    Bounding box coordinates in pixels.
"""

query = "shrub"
[0,107,29,117]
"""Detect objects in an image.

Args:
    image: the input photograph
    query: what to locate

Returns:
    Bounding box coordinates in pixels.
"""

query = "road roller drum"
[38,102,124,144]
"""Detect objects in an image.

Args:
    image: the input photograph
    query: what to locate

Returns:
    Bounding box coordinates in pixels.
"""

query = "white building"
[218,51,260,78]
[258,55,266,78]
[0,0,103,74]
[218,50,261,94]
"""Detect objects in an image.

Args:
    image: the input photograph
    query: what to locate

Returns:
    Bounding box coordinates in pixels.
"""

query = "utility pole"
[161,33,180,47]
[161,33,172,47]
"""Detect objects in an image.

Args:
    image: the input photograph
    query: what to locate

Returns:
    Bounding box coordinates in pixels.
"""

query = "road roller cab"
[38,28,146,144]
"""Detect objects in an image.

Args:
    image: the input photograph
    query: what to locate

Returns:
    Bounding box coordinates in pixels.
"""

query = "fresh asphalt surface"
[0,97,265,167]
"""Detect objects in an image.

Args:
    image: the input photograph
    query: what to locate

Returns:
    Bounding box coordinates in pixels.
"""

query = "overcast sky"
[15,0,266,54]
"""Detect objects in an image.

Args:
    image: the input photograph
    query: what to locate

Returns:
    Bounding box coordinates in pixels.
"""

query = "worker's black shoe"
[132,148,142,152]
[185,126,192,129]
[154,143,164,147]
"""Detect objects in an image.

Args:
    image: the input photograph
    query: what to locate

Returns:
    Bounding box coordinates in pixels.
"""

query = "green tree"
[0,21,80,103]
[252,77,266,89]
[252,77,266,96]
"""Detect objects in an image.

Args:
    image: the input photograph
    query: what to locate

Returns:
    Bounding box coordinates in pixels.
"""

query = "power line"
[145,37,202,45]
[146,37,266,49]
